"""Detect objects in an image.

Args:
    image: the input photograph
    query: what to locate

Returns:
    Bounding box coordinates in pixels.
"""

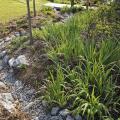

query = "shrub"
[40,6,55,16]
[61,6,83,14]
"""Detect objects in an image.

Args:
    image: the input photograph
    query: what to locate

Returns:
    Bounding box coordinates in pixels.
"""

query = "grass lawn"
[0,0,46,23]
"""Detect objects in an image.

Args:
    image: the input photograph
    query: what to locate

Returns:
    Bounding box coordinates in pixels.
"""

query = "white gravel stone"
[59,109,70,117]
[0,81,6,89]
[66,115,74,120]
[16,55,29,66]
[51,107,60,116]
[0,93,14,112]
[3,55,10,65]
[0,51,7,59]
[5,37,12,42]
[8,58,16,67]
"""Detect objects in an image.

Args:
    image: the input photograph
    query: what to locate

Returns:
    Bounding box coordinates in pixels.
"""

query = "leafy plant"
[61,6,83,14]
[71,61,119,119]
[44,65,68,107]
[40,7,120,119]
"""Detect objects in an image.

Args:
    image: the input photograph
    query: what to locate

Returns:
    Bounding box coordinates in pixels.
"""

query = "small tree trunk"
[86,0,89,10]
[26,0,33,44]
[49,0,54,2]
[33,0,36,17]
[71,0,75,7]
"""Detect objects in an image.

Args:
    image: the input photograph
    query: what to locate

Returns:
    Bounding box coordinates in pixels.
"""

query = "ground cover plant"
[33,4,120,120]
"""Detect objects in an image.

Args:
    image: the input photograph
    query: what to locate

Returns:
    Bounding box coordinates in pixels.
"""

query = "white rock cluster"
[9,55,29,68]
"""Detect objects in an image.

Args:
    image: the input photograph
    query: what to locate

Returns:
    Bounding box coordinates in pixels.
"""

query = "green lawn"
[0,0,46,23]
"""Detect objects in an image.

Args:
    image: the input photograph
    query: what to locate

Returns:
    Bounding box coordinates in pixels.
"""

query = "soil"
[14,40,50,89]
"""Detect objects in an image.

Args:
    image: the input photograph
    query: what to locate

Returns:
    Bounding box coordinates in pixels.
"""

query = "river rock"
[8,57,16,67]
[5,36,12,42]
[2,55,10,65]
[0,65,3,70]
[14,32,20,37]
[14,80,22,89]
[0,81,7,90]
[24,100,41,111]
[10,34,16,39]
[0,41,4,46]
[24,101,36,111]
[20,29,26,36]
[0,93,14,112]
[9,55,29,68]
[66,115,74,120]
[59,109,70,117]
[0,39,3,42]
[15,55,29,66]
[75,115,82,120]
[0,51,7,59]
[51,107,60,116]
[0,60,3,70]
[50,116,63,120]
[42,100,48,107]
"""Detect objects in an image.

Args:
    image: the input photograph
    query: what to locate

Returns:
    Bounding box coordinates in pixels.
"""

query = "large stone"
[9,55,29,68]
[15,55,29,66]
[51,107,60,116]
[8,58,16,67]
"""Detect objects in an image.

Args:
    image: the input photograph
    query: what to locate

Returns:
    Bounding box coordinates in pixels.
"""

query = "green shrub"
[61,6,83,14]
[40,6,55,16]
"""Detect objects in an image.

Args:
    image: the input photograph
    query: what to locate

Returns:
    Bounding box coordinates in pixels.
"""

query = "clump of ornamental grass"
[44,38,120,119]
[35,7,120,119]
